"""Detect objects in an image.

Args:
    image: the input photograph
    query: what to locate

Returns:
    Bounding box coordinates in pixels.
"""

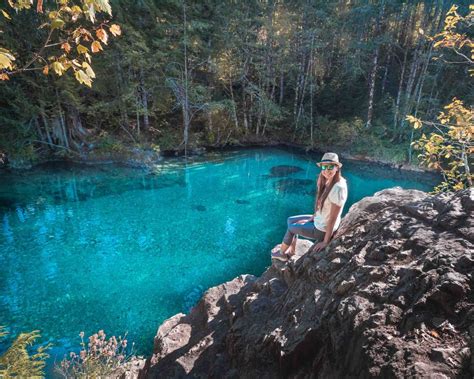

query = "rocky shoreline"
[0,142,439,178]
[139,188,473,378]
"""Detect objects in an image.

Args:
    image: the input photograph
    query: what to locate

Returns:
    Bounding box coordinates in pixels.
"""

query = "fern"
[0,326,51,378]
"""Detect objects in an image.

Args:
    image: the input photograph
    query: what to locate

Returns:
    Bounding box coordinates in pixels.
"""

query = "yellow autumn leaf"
[87,4,96,23]
[1,9,11,19]
[94,0,112,15]
[406,115,423,129]
[74,69,92,87]
[71,5,82,13]
[91,41,102,53]
[0,49,15,70]
[110,24,121,36]
[82,62,96,79]
[48,11,59,20]
[0,73,10,81]
[77,44,89,54]
[52,61,66,76]
[51,18,65,30]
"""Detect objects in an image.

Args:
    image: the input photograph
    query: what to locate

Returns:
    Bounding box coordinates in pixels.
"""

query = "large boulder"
[141,188,473,378]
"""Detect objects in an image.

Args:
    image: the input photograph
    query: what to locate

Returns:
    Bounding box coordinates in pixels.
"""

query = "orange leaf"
[430,330,440,338]
[110,24,121,36]
[61,42,71,53]
[91,41,102,53]
[37,0,43,13]
[96,28,108,45]
[0,73,9,81]
[43,65,49,75]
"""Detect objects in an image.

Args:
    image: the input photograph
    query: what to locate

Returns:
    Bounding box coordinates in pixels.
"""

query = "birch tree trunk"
[393,50,407,134]
[365,0,385,129]
[380,48,391,98]
[229,79,239,131]
[366,49,379,129]
[182,0,190,156]
[279,71,284,105]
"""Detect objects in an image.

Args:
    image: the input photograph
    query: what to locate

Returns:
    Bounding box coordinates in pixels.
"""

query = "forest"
[0,0,472,170]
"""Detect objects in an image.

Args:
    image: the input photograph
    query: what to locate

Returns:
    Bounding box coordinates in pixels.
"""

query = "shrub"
[55,330,135,378]
[0,326,51,378]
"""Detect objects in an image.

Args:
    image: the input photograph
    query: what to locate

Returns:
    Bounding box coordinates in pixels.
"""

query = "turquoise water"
[0,148,437,371]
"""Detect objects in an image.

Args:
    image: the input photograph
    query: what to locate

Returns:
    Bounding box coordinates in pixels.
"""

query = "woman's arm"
[313,203,342,252]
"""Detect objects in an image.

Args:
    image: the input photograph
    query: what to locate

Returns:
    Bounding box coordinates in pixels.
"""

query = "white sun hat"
[317,152,342,167]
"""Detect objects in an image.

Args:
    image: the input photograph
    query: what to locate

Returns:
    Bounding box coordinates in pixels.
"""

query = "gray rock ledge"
[140,187,473,379]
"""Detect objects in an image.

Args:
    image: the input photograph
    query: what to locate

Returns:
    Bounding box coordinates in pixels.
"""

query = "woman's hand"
[313,241,328,252]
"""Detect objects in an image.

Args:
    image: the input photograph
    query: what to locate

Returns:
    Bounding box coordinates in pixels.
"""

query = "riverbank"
[0,137,438,178]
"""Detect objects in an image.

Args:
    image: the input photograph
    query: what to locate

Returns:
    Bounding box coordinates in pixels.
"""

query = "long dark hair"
[315,168,342,211]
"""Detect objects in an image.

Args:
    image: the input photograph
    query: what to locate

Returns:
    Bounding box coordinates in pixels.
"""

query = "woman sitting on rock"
[271,152,348,261]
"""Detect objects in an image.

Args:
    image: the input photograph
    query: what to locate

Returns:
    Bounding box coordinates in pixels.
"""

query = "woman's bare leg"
[288,236,297,256]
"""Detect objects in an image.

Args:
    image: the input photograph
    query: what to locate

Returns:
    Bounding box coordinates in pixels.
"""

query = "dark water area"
[0,148,439,375]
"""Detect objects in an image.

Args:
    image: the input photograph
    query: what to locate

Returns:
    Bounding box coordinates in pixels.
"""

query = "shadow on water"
[341,160,441,185]
[274,178,314,195]
[235,199,250,205]
[263,165,304,178]
[0,197,17,211]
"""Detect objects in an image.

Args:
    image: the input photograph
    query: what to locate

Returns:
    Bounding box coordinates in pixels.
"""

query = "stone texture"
[141,188,473,378]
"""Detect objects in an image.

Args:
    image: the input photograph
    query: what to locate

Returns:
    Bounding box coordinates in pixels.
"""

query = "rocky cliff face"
[140,188,473,378]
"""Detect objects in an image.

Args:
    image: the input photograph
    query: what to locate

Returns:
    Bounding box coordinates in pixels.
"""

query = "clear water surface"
[0,148,438,371]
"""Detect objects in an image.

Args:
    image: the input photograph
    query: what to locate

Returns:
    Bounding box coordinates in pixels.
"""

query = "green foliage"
[0,326,51,378]
[0,1,472,165]
[408,99,473,192]
[315,117,364,148]
[156,129,182,151]
[94,132,128,154]
[408,5,473,193]
[0,0,121,85]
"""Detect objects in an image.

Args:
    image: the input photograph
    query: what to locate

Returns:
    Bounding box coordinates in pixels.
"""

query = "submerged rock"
[274,178,314,195]
[0,196,17,210]
[141,188,473,378]
[192,205,207,212]
[268,165,304,178]
[235,199,250,205]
